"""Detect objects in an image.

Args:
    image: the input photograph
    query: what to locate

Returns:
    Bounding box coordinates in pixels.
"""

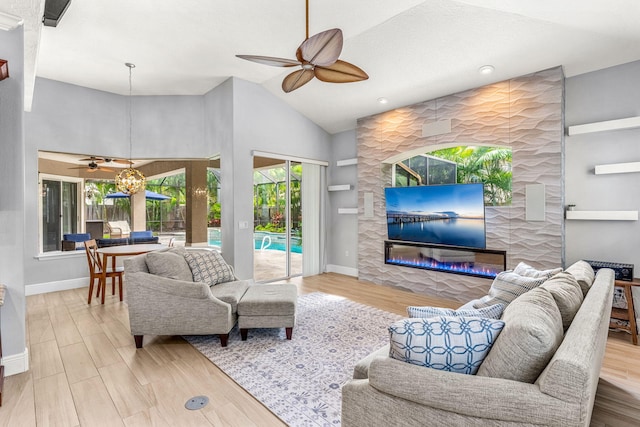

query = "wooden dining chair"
[84,239,124,304]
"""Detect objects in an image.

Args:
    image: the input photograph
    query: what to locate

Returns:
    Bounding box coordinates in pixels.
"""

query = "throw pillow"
[388,316,505,375]
[146,250,193,282]
[513,262,562,279]
[184,250,235,286]
[565,260,596,296]
[406,303,505,320]
[477,287,563,383]
[540,271,583,331]
[474,271,548,308]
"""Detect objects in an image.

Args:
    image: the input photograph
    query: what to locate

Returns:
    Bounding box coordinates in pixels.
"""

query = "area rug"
[185,292,401,427]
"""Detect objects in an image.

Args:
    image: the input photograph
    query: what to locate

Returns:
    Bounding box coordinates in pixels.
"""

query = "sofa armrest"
[364,356,581,424]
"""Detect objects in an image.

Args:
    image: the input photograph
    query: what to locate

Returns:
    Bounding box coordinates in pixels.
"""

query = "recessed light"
[377,97,388,104]
[478,65,494,75]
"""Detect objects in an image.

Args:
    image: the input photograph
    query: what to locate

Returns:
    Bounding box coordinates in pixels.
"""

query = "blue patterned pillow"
[406,303,505,320]
[184,250,235,285]
[389,316,505,375]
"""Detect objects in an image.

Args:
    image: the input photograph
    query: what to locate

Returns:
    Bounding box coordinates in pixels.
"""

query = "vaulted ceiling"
[5,0,640,133]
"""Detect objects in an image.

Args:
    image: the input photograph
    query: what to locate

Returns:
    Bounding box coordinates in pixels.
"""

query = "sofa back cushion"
[477,287,563,383]
[565,260,596,296]
[540,272,583,331]
[514,262,562,279]
[389,316,505,375]
[474,271,548,308]
[146,248,193,281]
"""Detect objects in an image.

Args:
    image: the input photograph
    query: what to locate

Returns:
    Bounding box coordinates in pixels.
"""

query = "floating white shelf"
[338,208,358,215]
[595,162,640,175]
[567,116,640,136]
[566,211,638,221]
[336,158,357,167]
[328,184,352,192]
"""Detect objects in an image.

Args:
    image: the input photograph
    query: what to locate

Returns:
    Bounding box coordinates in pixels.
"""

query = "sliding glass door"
[253,159,302,281]
[41,176,82,252]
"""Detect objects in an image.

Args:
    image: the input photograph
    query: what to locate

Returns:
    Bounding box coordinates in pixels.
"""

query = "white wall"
[326,129,358,275]
[565,60,640,271]
[0,25,27,370]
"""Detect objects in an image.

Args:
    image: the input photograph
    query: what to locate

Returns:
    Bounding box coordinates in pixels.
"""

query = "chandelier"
[115,62,146,195]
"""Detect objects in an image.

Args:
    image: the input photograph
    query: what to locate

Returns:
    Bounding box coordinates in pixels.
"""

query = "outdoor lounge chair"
[107,220,131,238]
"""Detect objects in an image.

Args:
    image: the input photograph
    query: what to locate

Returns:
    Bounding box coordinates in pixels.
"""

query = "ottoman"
[237,284,297,340]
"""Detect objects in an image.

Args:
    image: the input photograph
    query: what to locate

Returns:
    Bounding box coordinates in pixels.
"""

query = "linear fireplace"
[384,240,506,279]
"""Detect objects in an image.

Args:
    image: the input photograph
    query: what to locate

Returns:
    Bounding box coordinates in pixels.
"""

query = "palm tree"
[429,146,512,206]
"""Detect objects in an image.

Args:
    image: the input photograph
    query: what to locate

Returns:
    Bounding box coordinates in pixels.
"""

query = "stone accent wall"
[357,67,564,304]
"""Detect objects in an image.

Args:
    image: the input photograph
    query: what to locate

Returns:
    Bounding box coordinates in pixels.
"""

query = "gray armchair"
[123,250,249,347]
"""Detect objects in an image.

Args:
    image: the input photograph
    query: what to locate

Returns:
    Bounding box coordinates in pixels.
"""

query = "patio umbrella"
[106,190,170,200]
[106,190,171,232]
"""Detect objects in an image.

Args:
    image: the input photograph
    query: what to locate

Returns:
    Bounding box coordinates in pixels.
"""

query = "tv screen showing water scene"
[385,183,486,249]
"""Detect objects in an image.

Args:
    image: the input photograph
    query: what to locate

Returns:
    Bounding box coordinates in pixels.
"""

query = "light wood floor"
[1,273,639,426]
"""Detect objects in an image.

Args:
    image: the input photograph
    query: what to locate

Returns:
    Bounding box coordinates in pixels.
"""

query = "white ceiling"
[6,0,640,134]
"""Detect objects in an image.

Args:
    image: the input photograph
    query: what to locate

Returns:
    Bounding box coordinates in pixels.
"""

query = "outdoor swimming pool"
[208,230,302,253]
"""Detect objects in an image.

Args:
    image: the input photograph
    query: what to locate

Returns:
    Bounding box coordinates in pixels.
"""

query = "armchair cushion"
[208,279,251,312]
[388,316,505,375]
[406,303,505,320]
[129,230,160,244]
[184,250,235,285]
[146,250,193,282]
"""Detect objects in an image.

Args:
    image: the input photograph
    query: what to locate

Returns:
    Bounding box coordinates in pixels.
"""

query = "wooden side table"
[610,279,639,345]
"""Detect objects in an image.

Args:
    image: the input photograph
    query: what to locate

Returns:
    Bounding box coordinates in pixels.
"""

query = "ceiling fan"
[79,156,131,165]
[236,0,368,93]
[69,161,115,173]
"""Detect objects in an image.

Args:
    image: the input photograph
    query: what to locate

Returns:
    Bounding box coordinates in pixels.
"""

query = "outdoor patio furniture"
[129,230,159,244]
[107,220,131,238]
[62,233,91,251]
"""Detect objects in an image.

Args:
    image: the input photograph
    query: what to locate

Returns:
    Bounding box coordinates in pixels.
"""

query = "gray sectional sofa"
[342,262,615,427]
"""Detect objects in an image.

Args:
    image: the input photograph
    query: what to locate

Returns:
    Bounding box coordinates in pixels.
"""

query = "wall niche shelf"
[565,211,638,221]
[328,184,351,192]
[336,158,357,167]
[567,116,640,136]
[338,208,358,215]
[595,162,640,175]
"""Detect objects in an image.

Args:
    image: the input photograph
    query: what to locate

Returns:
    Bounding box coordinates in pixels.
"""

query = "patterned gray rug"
[185,292,401,426]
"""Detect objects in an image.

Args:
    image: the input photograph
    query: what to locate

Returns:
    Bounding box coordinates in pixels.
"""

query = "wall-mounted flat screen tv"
[385,183,486,249]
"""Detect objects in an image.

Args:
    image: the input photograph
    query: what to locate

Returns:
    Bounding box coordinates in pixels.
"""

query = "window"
[393,146,512,206]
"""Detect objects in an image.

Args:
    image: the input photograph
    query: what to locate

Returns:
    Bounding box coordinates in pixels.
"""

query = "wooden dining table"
[96,243,167,302]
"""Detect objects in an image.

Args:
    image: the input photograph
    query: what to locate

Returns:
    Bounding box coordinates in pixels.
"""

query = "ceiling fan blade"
[79,157,105,163]
[105,158,132,165]
[300,28,343,67]
[282,69,315,93]
[236,55,301,67]
[314,60,369,83]
[98,167,114,172]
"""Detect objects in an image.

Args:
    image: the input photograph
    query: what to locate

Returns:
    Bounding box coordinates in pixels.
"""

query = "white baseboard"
[25,277,88,296]
[2,347,29,376]
[325,264,358,277]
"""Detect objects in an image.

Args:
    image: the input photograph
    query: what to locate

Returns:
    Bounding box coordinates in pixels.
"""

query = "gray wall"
[0,26,27,361]
[2,75,331,366]
[327,129,358,272]
[565,60,640,272]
